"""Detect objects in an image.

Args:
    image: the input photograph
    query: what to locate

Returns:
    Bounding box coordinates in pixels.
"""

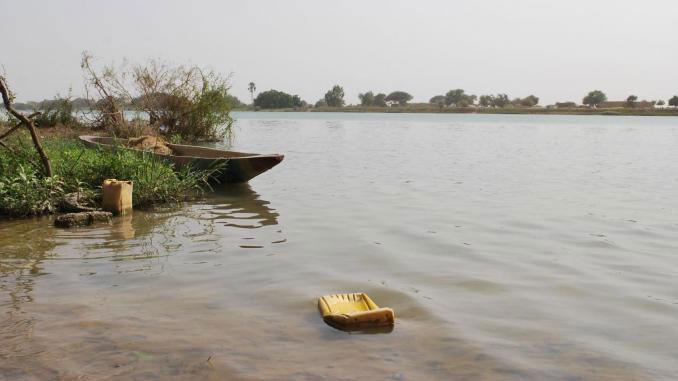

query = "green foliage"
[0,165,66,217]
[490,94,510,108]
[137,68,233,142]
[225,94,245,108]
[478,95,493,107]
[493,94,509,108]
[45,139,213,206]
[429,95,446,108]
[373,93,387,107]
[477,94,510,108]
[358,91,375,106]
[314,98,327,108]
[33,95,81,128]
[657,100,666,106]
[520,95,540,107]
[181,79,234,141]
[324,85,345,107]
[668,96,678,107]
[385,91,413,106]
[583,90,607,108]
[254,89,296,109]
[444,89,476,107]
[0,136,214,217]
[292,95,305,108]
[81,54,233,142]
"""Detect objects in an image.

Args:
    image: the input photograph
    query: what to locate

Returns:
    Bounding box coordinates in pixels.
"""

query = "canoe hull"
[79,136,284,183]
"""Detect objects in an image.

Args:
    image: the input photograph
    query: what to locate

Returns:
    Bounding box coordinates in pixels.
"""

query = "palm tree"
[248,82,256,107]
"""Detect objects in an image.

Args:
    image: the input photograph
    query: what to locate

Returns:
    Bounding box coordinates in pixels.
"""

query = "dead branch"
[0,112,40,141]
[81,52,126,129]
[0,76,52,176]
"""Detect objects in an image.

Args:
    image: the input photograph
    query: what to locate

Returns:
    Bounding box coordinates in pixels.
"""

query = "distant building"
[598,101,655,108]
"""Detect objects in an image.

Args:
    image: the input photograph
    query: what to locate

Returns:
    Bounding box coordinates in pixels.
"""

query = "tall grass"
[0,134,216,217]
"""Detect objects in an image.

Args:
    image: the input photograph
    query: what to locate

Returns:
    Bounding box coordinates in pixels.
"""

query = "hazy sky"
[2,0,678,105]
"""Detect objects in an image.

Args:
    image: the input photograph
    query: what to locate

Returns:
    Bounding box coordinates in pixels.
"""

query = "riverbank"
[253,105,678,116]
[0,133,214,218]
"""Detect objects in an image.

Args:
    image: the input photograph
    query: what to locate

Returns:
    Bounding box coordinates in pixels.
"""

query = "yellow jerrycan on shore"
[102,179,133,215]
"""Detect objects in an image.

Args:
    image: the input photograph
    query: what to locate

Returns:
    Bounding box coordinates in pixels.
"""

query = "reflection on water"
[2,113,678,380]
[205,183,279,229]
[0,183,286,379]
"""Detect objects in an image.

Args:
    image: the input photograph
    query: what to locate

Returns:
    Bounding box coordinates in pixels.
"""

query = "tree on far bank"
[292,95,305,108]
[668,96,678,108]
[491,94,510,108]
[478,95,493,107]
[656,100,666,107]
[358,91,375,106]
[225,95,246,108]
[315,98,327,107]
[520,95,539,107]
[385,91,413,106]
[429,95,446,108]
[445,89,476,107]
[583,90,607,108]
[254,89,295,109]
[373,93,387,107]
[626,95,638,108]
[248,82,256,105]
[324,85,345,107]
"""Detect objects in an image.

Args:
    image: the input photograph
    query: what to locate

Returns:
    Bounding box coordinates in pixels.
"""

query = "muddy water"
[1,112,678,380]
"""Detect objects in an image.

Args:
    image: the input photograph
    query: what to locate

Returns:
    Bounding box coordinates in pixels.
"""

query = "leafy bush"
[0,166,66,217]
[33,96,81,128]
[82,53,235,142]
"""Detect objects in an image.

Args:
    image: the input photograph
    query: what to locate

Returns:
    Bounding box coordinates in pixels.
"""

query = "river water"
[1,112,677,380]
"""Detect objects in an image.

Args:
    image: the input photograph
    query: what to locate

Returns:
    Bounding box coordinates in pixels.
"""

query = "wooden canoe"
[79,135,284,183]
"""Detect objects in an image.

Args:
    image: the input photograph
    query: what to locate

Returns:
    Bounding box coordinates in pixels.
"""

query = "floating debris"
[318,293,394,331]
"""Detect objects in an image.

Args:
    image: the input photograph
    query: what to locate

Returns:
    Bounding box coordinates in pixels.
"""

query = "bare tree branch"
[0,112,40,142]
[0,76,52,176]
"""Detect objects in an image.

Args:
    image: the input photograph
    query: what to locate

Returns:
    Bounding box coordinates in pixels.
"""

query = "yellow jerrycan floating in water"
[102,179,133,215]
[318,293,395,331]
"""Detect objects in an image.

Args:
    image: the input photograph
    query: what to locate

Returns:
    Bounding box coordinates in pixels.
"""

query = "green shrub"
[33,96,81,128]
[82,54,234,142]
[0,135,215,217]
[0,165,66,216]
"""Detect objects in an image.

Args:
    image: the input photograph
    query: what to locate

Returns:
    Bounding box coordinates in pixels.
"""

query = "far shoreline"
[235,106,678,117]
